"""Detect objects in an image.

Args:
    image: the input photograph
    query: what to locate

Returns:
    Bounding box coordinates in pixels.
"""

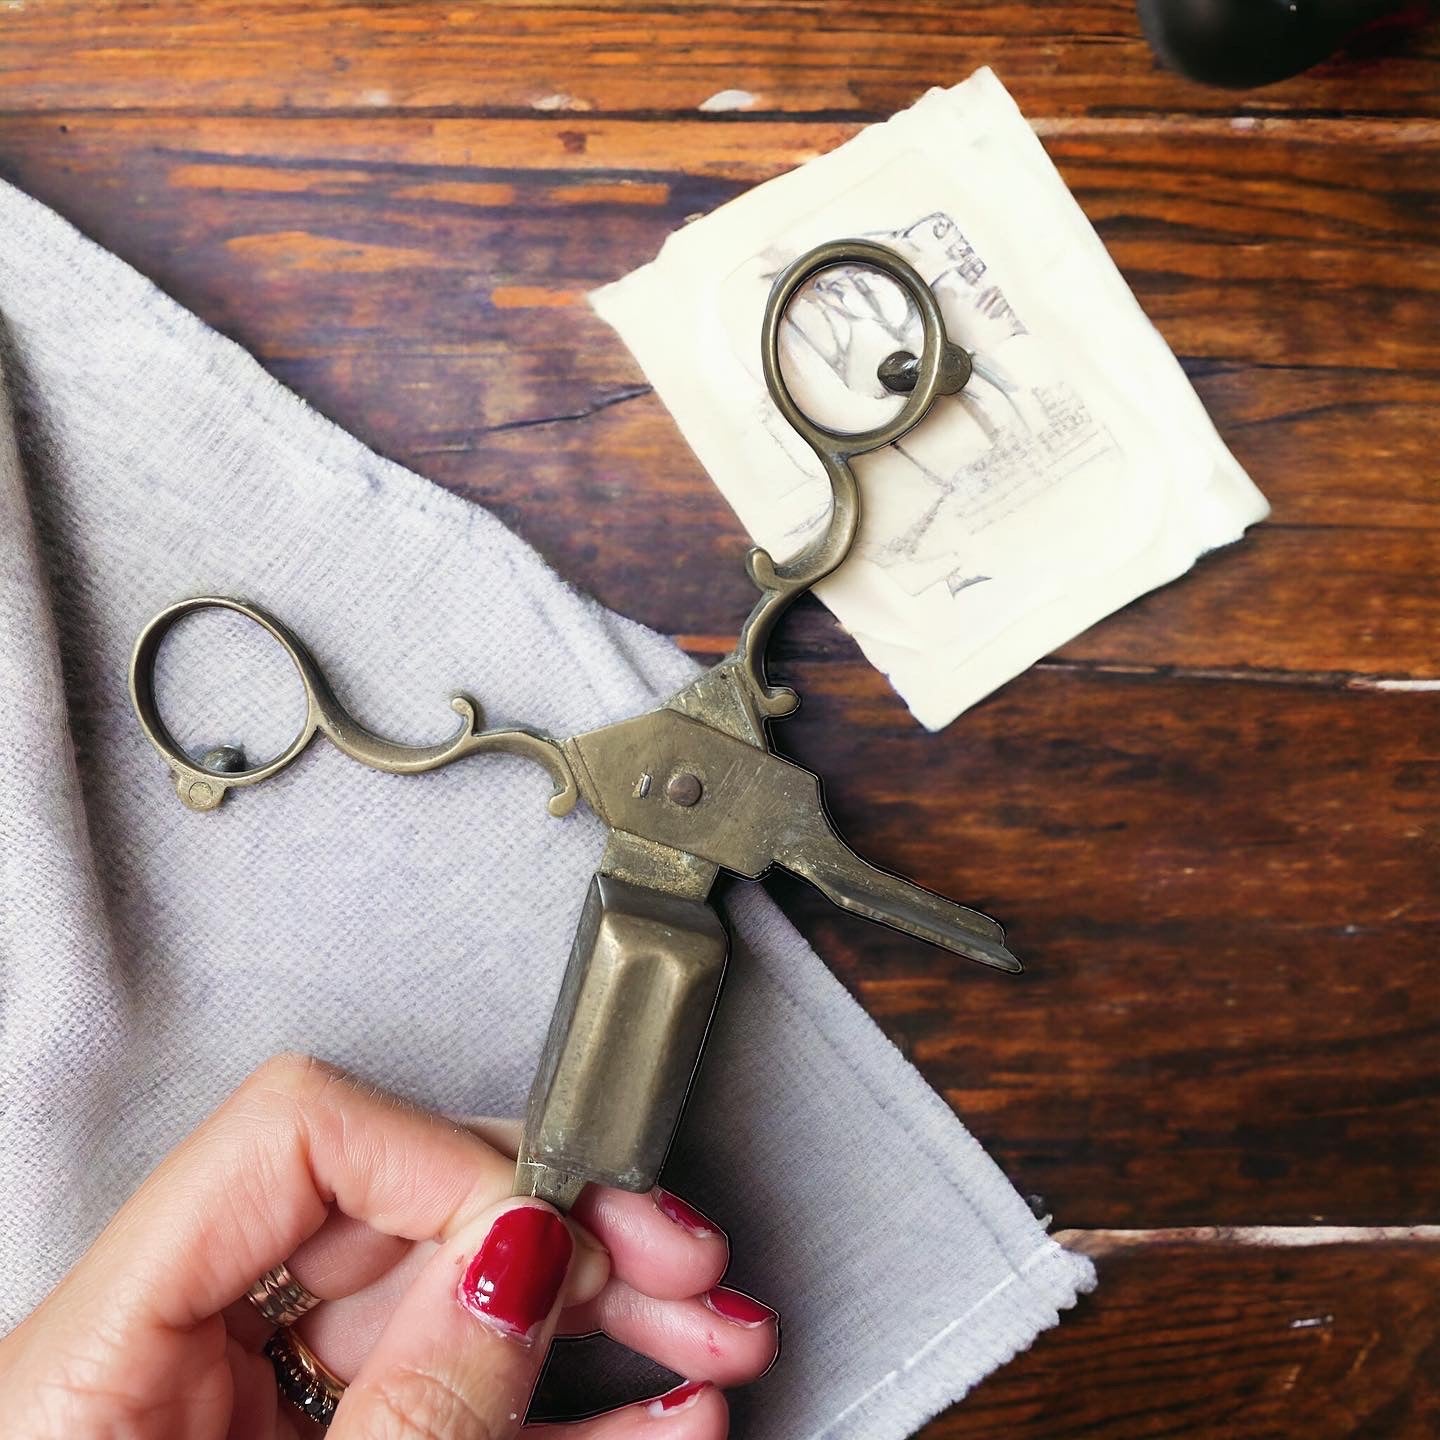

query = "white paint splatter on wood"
[699,89,758,113]
[534,93,591,112]
[1056,1224,1440,1256]
[1364,677,1440,692]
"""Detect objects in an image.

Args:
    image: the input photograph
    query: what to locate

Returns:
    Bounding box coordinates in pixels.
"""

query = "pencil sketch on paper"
[754,212,1123,598]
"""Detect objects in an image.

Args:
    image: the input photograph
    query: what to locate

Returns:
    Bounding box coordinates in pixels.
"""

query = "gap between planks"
[0,109,1438,144]
[670,636,1439,693]
[1055,1225,1440,1258]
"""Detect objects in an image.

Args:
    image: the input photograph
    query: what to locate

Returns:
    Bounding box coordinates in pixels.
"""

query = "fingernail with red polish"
[645,1379,710,1417]
[457,1206,573,1343]
[654,1188,724,1239]
[704,1286,777,1328]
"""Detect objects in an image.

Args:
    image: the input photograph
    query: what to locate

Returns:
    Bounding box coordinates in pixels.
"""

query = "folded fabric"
[0,178,1094,1438]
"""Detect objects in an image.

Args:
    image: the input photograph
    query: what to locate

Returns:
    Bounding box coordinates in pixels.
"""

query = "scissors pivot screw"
[665,772,703,807]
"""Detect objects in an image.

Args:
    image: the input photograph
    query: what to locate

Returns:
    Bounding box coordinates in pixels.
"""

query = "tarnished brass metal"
[878,342,973,397]
[514,875,728,1201]
[130,595,578,817]
[128,239,1020,1211]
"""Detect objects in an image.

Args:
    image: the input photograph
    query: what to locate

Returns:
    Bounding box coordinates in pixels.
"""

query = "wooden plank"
[533,1233,1440,1431]
[759,659,1439,1226]
[1,1,1437,119]
[2,114,1434,367]
[919,1235,1440,1438]
[0,115,1432,679]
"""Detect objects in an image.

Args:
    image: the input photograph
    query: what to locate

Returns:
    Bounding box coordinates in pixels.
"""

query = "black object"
[1138,0,1418,86]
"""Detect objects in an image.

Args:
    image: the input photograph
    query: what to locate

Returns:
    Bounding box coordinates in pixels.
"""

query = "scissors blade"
[567,707,1019,970]
[773,821,1022,973]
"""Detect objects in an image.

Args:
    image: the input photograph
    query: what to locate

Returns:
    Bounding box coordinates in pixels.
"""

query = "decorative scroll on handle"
[128,596,579,816]
[733,238,972,724]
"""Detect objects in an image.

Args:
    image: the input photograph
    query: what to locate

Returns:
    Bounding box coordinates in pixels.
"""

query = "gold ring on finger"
[246,1261,321,1327]
[265,1327,346,1428]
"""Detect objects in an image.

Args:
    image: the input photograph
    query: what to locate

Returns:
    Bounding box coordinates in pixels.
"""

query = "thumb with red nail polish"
[331,1199,601,1439]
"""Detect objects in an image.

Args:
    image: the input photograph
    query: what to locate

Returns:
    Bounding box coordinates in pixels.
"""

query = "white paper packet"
[593,68,1269,729]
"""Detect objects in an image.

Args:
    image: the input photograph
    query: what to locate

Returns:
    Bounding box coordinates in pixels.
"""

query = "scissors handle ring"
[129,595,579,814]
[130,596,328,809]
[758,241,955,597]
[730,241,958,726]
[761,238,953,464]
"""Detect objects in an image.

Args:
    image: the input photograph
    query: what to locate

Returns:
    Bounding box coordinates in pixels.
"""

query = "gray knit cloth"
[0,179,1093,1439]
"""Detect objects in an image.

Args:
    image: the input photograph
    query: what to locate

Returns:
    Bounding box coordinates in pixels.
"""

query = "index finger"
[66,1054,519,1331]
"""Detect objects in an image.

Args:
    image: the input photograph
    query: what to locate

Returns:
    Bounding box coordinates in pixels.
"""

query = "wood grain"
[919,1236,1440,1438]
[3,114,1434,368]
[1,1,1437,119]
[1,2,1436,1431]
[0,115,1433,682]
[761,655,1438,1226]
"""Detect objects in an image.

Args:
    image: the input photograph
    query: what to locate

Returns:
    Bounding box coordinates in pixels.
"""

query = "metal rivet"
[878,342,972,397]
[665,772,703,807]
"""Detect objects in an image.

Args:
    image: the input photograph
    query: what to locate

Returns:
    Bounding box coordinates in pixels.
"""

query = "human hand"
[0,1054,778,1438]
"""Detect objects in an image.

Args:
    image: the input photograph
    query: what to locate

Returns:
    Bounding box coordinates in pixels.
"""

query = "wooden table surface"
[3,3,1436,1434]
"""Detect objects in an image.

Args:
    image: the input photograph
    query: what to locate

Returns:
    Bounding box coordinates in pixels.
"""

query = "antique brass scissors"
[130,239,1018,1211]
